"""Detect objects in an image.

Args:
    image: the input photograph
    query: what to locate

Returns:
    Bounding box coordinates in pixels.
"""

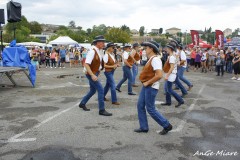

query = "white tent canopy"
[49,36,78,45]
[17,42,52,47]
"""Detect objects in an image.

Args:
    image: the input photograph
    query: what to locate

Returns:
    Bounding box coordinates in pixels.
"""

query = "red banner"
[190,30,199,46]
[215,30,224,49]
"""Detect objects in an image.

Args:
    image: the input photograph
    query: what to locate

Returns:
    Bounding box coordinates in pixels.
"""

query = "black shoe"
[134,129,148,133]
[79,104,90,111]
[128,92,136,95]
[181,93,188,98]
[104,97,109,101]
[116,88,121,92]
[99,110,112,116]
[187,85,193,91]
[175,101,184,108]
[159,124,172,135]
[161,103,171,106]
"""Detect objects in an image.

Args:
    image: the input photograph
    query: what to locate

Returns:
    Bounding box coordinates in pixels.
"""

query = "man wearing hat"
[134,40,172,135]
[103,42,121,105]
[79,35,112,116]
[116,44,136,95]
[131,43,141,87]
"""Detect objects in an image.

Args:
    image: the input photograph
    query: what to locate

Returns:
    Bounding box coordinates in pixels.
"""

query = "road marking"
[155,101,165,105]
[157,84,206,133]
[1,103,79,143]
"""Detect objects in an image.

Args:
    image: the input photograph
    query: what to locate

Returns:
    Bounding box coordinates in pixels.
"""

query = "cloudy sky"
[1,0,240,33]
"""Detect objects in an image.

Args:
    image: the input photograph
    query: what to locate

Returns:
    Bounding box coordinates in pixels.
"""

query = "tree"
[69,20,76,28]
[120,24,131,34]
[232,28,240,38]
[87,28,92,35]
[159,28,163,35]
[165,32,170,39]
[139,26,145,36]
[105,27,131,43]
[153,37,168,47]
[29,21,42,34]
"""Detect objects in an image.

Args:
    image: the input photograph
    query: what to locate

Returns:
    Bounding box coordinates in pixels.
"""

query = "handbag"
[163,59,170,73]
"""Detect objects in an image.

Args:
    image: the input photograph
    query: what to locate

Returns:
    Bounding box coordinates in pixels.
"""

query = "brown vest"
[105,53,115,72]
[127,53,134,65]
[139,56,157,85]
[87,49,100,75]
[134,51,140,61]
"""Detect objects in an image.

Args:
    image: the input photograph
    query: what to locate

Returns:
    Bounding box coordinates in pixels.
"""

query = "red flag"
[190,30,199,46]
[215,30,224,49]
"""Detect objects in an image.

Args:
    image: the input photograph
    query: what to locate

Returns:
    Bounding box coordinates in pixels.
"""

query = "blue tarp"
[2,40,36,86]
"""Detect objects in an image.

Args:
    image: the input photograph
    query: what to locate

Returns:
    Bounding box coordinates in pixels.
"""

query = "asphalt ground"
[0,64,240,160]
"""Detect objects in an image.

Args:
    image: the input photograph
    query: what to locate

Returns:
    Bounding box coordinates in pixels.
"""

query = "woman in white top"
[162,43,184,108]
[103,42,120,105]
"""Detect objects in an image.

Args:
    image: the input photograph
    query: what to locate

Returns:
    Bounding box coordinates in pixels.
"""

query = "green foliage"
[153,37,169,47]
[139,26,145,36]
[120,25,131,34]
[29,21,42,34]
[105,27,131,43]
[159,28,163,34]
[68,21,76,28]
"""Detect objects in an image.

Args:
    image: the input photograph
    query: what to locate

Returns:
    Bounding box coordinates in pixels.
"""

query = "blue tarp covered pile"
[2,40,36,86]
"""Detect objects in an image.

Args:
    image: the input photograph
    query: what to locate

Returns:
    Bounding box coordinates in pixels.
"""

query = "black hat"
[122,44,132,49]
[132,43,139,48]
[170,39,180,47]
[105,42,116,49]
[92,35,106,43]
[166,43,176,51]
[178,43,183,49]
[141,40,160,53]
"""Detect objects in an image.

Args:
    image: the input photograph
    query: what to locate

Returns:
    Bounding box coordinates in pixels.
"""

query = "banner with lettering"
[215,30,224,49]
[190,30,199,46]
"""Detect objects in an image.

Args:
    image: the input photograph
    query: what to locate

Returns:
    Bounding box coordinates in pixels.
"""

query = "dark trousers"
[51,59,56,67]
[216,65,224,76]
[46,59,50,67]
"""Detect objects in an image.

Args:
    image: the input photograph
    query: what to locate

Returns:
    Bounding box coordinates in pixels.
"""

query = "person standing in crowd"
[195,47,202,71]
[59,46,66,68]
[116,44,136,95]
[45,49,51,68]
[81,48,88,67]
[103,42,120,105]
[231,49,240,80]
[225,47,234,73]
[190,48,196,70]
[39,49,45,67]
[68,48,75,68]
[201,49,208,73]
[208,47,216,72]
[116,46,122,62]
[74,48,80,67]
[216,50,225,76]
[161,43,184,108]
[31,50,40,71]
[131,43,141,87]
[134,40,172,135]
[79,35,112,116]
[50,48,57,68]
[56,51,61,68]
